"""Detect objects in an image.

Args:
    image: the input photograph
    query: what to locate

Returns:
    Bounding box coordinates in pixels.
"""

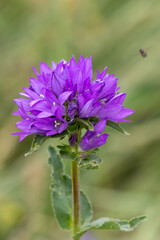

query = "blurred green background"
[0,0,160,239]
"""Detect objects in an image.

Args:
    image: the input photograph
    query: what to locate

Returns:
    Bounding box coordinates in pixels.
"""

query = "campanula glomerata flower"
[13,56,134,145]
[80,120,109,151]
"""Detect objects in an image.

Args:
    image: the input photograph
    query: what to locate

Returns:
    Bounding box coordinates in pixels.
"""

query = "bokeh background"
[0,0,160,239]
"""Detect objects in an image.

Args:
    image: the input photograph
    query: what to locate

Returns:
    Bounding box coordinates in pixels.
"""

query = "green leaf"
[60,151,77,160]
[25,135,46,157]
[68,122,78,134]
[57,144,78,160]
[48,146,93,230]
[80,191,93,225]
[48,146,64,178]
[51,175,72,230]
[48,146,72,230]
[73,216,147,239]
[107,120,130,135]
[78,153,102,170]
[57,144,71,154]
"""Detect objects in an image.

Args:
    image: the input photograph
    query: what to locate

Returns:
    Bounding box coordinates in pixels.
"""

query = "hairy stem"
[71,160,80,239]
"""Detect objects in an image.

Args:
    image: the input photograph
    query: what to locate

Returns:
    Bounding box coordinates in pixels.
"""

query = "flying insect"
[139,48,147,57]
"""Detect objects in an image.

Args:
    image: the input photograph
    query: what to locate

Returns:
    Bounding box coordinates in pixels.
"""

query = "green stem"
[71,160,80,239]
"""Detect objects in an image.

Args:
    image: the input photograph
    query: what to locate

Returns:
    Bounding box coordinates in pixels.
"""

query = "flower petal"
[79,99,94,118]
[94,120,106,134]
[58,91,73,105]
[40,62,52,75]
[46,129,58,136]
[108,93,126,105]
[58,121,68,133]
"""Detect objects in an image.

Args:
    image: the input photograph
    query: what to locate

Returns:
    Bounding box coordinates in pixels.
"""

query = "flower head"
[13,56,134,142]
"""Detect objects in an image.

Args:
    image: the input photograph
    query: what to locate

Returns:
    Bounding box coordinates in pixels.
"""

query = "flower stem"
[71,160,80,239]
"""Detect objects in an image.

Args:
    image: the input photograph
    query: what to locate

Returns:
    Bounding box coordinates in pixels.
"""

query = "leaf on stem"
[25,135,46,157]
[78,153,102,170]
[106,120,130,135]
[73,216,147,239]
[57,144,78,160]
[80,191,92,225]
[48,146,72,230]
[48,146,93,230]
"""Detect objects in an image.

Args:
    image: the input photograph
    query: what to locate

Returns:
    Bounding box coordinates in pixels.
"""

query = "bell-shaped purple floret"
[80,131,109,151]
[80,120,109,151]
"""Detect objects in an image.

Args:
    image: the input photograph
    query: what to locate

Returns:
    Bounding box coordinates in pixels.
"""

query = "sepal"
[77,119,94,131]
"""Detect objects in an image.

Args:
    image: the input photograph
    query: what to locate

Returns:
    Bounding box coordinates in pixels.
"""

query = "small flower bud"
[69,134,76,146]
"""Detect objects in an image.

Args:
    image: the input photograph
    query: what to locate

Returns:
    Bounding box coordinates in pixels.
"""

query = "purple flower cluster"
[13,56,134,150]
